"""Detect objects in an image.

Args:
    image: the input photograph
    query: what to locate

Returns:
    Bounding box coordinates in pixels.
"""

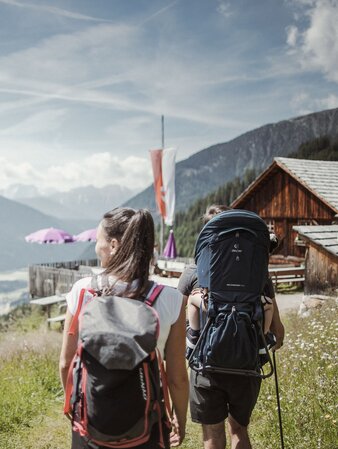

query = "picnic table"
[30,294,67,328]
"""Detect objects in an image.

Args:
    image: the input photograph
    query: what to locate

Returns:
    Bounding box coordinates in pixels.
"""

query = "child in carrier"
[186,232,279,360]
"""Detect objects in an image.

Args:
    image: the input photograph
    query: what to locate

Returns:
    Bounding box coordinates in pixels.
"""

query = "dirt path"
[274,291,303,313]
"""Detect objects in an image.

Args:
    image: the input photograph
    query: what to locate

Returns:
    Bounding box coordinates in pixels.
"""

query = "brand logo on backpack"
[139,366,147,401]
[231,243,242,254]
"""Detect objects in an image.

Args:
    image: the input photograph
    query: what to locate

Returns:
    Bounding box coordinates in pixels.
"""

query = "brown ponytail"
[100,207,155,297]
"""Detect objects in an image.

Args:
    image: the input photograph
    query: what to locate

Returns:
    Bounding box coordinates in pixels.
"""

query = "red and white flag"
[149,148,176,226]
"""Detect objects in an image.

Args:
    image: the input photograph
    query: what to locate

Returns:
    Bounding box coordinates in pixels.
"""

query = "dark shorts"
[190,370,261,427]
[71,422,170,449]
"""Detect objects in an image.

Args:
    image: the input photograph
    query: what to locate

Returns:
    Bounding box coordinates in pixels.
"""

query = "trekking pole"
[273,351,285,449]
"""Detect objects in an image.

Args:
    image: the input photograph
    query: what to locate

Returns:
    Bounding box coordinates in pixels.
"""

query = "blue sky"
[0,0,337,195]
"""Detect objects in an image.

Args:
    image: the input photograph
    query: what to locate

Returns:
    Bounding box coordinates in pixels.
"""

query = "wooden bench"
[268,266,305,289]
[30,294,66,328]
[47,313,66,329]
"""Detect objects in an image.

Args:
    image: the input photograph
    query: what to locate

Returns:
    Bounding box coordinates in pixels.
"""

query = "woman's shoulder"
[67,276,94,299]
[71,276,93,290]
[66,276,93,315]
[153,284,183,324]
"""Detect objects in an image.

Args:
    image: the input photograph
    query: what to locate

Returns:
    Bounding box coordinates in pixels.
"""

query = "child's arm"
[187,290,204,330]
[263,301,274,335]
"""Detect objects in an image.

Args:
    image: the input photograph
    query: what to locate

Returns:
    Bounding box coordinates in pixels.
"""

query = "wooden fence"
[29,259,99,298]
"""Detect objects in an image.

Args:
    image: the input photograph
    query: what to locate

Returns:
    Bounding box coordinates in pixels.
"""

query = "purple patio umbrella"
[25,227,74,244]
[163,229,177,259]
[73,228,97,242]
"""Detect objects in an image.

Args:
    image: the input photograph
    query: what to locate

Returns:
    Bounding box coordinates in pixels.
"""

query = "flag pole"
[160,115,165,255]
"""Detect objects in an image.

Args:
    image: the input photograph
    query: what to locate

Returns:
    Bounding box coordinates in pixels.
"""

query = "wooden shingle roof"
[293,225,338,258]
[275,158,338,212]
[231,157,338,212]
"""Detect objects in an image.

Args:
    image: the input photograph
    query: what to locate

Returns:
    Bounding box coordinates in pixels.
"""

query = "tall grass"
[0,347,63,449]
[251,302,338,449]
[0,301,337,449]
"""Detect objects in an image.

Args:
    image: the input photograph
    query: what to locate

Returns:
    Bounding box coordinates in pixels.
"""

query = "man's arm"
[270,297,285,350]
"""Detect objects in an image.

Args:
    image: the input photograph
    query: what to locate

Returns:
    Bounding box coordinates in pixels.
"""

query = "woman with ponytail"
[60,208,188,449]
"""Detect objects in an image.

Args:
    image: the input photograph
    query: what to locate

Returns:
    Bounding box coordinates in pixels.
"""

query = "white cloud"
[290,91,313,114]
[0,152,153,192]
[217,1,233,18]
[316,93,338,109]
[0,21,244,127]
[0,108,67,136]
[0,158,44,189]
[286,0,338,83]
[286,25,299,47]
[0,23,137,86]
[0,0,112,22]
[139,0,180,25]
[290,90,338,114]
[0,96,48,115]
[291,91,310,108]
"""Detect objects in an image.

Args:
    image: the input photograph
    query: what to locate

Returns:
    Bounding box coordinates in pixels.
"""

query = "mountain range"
[125,108,338,212]
[11,184,136,220]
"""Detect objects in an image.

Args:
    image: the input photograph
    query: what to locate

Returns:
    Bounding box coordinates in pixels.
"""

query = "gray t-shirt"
[177,263,198,296]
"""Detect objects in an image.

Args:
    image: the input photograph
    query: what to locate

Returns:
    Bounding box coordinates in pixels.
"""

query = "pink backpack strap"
[144,283,164,307]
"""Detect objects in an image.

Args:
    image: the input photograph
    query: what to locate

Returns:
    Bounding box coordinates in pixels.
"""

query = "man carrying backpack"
[178,205,285,449]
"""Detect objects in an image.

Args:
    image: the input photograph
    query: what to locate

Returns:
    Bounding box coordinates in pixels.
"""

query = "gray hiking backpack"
[64,279,171,448]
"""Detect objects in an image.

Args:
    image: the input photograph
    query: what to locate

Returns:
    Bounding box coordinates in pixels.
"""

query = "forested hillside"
[173,169,257,256]
[172,136,338,257]
[288,135,338,160]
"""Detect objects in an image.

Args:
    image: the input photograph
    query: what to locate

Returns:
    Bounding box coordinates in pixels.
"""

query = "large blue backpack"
[189,209,274,378]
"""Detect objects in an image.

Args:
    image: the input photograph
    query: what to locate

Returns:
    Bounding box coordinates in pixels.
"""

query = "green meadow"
[0,301,337,449]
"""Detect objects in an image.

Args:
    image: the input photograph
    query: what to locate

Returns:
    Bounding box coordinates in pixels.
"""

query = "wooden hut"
[231,158,338,258]
[293,225,338,295]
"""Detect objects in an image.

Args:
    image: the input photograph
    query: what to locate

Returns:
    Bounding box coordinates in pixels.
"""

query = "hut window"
[266,219,275,232]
